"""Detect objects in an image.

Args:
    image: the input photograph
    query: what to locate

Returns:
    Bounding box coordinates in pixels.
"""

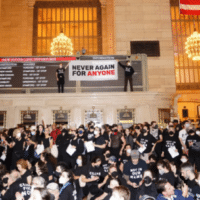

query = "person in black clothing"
[35,124,45,145]
[185,129,200,172]
[117,60,135,91]
[180,162,200,199]
[157,160,175,186]
[58,169,78,200]
[56,63,69,93]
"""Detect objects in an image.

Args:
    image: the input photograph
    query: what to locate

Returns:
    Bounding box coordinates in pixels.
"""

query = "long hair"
[37,160,48,174]
[41,152,57,170]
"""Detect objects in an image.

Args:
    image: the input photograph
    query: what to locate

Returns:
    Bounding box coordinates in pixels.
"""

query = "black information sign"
[0,61,75,88]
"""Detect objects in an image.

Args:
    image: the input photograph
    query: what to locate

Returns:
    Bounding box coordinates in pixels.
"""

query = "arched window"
[33,1,102,56]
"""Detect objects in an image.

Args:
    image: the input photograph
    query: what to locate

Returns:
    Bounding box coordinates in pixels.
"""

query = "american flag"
[180,0,200,15]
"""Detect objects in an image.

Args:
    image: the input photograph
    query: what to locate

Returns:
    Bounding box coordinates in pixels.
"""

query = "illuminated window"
[33,1,102,56]
[170,0,200,90]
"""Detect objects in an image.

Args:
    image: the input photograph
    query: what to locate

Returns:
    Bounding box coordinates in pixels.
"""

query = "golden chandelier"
[185,29,200,61]
[50,32,73,56]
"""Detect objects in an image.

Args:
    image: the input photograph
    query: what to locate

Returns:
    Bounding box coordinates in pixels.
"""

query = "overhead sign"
[69,60,118,81]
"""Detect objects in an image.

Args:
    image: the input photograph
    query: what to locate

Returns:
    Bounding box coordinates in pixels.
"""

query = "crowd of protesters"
[0,120,200,200]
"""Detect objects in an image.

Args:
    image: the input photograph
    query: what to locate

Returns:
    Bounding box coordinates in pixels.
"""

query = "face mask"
[17,133,21,138]
[31,131,35,135]
[144,176,152,185]
[153,125,158,129]
[127,149,131,154]
[196,131,200,136]
[159,169,165,175]
[185,124,190,128]
[105,153,110,158]
[114,129,118,132]
[198,180,200,185]
[94,131,98,135]
[78,130,83,134]
[76,159,82,166]
[169,131,174,136]
[59,177,66,185]
[54,171,61,178]
[142,129,147,134]
[111,171,118,178]
[2,177,8,184]
[127,62,131,66]
[181,158,188,163]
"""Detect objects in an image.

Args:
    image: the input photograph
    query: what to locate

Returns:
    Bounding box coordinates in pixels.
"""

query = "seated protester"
[16,159,32,185]
[124,128,134,150]
[2,170,31,200]
[186,129,200,172]
[123,150,147,200]
[136,124,157,162]
[35,160,49,183]
[73,155,87,180]
[65,128,84,168]
[47,182,60,200]
[101,149,111,174]
[92,127,106,159]
[180,162,200,199]
[109,185,131,200]
[157,160,175,186]
[58,169,78,200]
[156,180,193,200]
[102,178,120,200]
[40,152,57,182]
[136,170,158,200]
[180,154,189,164]
[98,164,127,199]
[147,154,158,179]
[42,128,53,149]
[119,144,132,173]
[161,126,182,165]
[80,156,106,198]
[170,161,182,189]
[54,162,68,182]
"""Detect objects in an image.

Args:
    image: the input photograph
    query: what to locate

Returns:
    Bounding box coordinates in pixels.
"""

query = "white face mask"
[59,177,66,185]
[159,169,165,175]
[76,159,82,166]
[196,131,200,136]
[198,180,200,186]
[126,149,131,154]
[94,131,98,135]
[181,158,188,163]
[185,124,190,128]
[31,131,35,135]
[17,133,21,138]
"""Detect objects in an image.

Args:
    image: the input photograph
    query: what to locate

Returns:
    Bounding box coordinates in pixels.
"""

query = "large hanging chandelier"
[50,31,73,56]
[185,28,200,61]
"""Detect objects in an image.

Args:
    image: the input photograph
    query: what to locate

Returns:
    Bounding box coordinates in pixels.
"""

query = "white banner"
[69,60,118,81]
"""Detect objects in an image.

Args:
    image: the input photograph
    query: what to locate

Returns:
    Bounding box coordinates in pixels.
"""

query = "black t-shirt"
[13,138,24,152]
[158,171,175,186]
[36,131,45,145]
[68,138,84,157]
[123,159,147,184]
[118,62,134,77]
[120,153,131,166]
[102,132,109,142]
[186,179,200,200]
[56,68,65,80]
[137,133,156,153]
[101,159,110,174]
[94,135,106,153]
[21,170,32,184]
[162,133,182,158]
[17,183,32,200]
[42,137,52,149]
[84,131,95,142]
[186,134,200,151]
[81,163,106,185]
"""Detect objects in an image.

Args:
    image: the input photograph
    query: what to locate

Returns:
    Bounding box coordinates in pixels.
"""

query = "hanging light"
[50,31,73,56]
[185,28,200,61]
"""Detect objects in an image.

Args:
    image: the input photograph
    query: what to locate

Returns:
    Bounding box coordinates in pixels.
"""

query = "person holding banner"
[117,60,135,92]
[56,63,70,93]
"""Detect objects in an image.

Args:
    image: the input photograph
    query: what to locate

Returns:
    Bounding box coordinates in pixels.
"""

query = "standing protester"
[50,123,61,144]
[56,62,70,93]
[179,121,190,153]
[117,60,135,92]
[185,129,200,172]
